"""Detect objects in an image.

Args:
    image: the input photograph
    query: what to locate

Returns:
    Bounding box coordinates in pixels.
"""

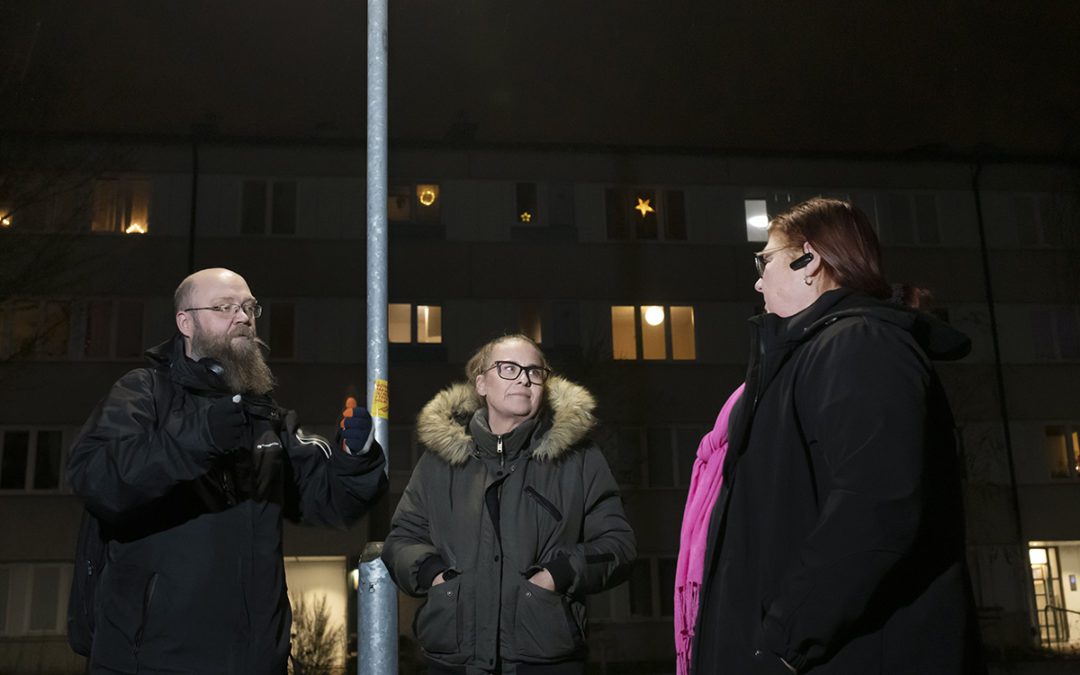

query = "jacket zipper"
[497,435,504,467]
[525,486,563,521]
[222,470,236,505]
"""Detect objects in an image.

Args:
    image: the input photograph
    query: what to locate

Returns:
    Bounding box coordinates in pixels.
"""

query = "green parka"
[382,377,636,671]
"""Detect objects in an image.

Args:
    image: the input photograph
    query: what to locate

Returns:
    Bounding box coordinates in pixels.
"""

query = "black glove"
[341,406,373,454]
[207,396,246,452]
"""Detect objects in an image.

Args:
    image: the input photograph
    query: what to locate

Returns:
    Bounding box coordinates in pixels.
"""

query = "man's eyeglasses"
[485,360,551,385]
[183,303,263,319]
[753,247,790,278]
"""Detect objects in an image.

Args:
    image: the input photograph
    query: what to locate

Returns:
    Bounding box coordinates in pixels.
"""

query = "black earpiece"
[789,252,814,270]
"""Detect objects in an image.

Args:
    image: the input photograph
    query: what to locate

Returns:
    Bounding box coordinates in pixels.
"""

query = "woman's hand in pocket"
[528,568,555,591]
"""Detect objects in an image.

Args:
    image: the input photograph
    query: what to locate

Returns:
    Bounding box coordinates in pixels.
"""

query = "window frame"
[0,428,68,493]
[610,304,697,361]
[240,178,299,236]
[0,562,72,637]
[604,186,687,242]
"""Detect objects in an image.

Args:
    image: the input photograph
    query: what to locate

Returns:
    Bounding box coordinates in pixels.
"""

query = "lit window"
[388,304,411,343]
[519,304,543,343]
[744,199,769,242]
[388,183,441,223]
[610,305,695,361]
[388,303,442,344]
[0,429,64,491]
[91,178,151,234]
[605,188,686,241]
[242,180,297,235]
[1045,425,1080,479]
[416,305,442,344]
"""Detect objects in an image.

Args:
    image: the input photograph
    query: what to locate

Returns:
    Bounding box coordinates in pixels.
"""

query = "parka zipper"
[525,486,563,521]
[497,435,504,467]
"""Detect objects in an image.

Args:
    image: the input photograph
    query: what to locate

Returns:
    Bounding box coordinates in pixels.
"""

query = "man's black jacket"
[67,335,387,675]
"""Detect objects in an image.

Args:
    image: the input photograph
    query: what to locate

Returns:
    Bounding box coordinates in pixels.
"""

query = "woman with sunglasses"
[383,334,636,674]
[686,198,983,674]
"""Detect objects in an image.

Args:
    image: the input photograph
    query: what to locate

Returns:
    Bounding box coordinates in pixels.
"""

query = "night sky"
[1,1,1078,156]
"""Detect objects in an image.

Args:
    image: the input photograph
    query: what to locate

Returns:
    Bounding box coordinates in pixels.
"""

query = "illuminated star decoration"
[635,198,655,217]
[519,211,532,223]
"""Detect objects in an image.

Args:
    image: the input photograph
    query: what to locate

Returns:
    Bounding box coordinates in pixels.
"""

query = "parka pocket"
[95,563,166,668]
[525,486,563,521]
[513,578,584,660]
[414,574,462,654]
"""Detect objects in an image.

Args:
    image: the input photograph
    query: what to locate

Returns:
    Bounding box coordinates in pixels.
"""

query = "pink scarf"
[674,384,744,675]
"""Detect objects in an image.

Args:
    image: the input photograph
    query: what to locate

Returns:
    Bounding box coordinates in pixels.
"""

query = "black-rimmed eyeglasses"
[182,303,263,319]
[485,360,551,385]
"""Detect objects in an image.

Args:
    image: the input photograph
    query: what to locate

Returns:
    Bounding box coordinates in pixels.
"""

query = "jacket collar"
[144,333,234,395]
[416,376,597,465]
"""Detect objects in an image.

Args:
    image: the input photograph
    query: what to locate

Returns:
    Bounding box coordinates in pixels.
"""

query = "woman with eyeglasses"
[383,334,636,674]
[686,198,984,674]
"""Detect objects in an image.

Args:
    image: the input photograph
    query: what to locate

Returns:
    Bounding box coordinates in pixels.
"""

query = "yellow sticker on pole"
[371,379,389,420]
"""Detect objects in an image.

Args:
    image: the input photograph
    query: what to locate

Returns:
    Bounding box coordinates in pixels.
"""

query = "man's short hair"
[174,275,197,313]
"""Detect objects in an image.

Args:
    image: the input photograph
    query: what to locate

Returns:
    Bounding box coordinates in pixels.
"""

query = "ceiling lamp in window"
[643,305,665,326]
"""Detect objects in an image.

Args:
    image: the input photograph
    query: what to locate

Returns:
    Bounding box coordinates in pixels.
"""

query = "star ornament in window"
[519,211,532,223]
[635,198,655,217]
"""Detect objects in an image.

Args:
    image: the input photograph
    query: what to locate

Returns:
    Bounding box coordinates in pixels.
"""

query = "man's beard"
[190,319,275,395]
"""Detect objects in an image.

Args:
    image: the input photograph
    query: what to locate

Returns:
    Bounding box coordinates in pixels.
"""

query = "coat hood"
[416,376,597,465]
[763,289,972,362]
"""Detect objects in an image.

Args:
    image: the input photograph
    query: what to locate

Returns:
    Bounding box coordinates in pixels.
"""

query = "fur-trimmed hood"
[416,376,597,465]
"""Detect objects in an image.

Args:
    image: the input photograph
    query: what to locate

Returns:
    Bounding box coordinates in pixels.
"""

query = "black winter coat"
[67,336,387,675]
[692,289,984,675]
[382,377,636,672]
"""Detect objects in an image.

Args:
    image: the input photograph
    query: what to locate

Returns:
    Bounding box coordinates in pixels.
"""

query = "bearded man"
[66,268,387,675]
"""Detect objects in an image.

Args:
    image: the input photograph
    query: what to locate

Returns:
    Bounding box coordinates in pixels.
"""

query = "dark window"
[115,301,144,358]
[605,188,629,239]
[241,181,268,234]
[271,182,297,235]
[516,183,538,223]
[269,303,295,359]
[548,182,575,227]
[1,431,29,489]
[388,427,413,471]
[628,559,653,617]
[29,567,60,631]
[914,194,940,245]
[658,557,677,617]
[664,190,687,240]
[646,428,674,488]
[33,431,62,490]
[883,193,913,244]
[84,301,112,357]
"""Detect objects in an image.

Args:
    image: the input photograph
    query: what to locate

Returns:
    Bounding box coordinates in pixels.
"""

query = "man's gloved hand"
[340,396,373,455]
[208,395,246,452]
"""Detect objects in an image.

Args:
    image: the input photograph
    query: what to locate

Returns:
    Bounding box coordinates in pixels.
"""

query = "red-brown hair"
[769,197,892,299]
